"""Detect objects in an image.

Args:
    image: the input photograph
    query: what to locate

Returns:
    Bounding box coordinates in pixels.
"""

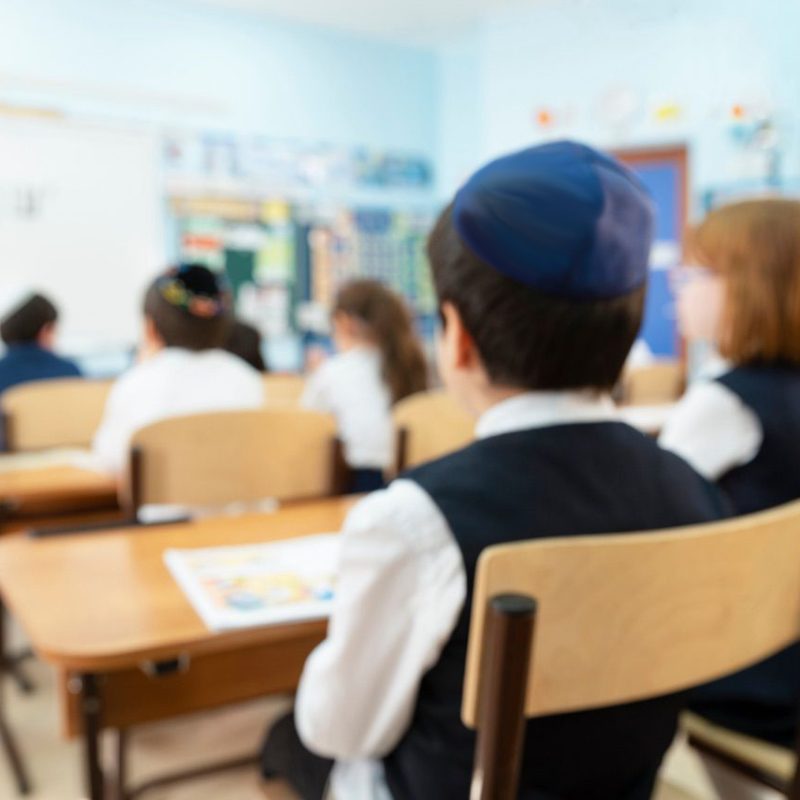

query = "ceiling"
[183,0,539,42]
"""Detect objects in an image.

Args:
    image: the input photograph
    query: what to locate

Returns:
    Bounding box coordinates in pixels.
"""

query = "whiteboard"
[0,118,164,352]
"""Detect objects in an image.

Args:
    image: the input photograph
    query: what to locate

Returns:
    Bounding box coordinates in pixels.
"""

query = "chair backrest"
[1,378,112,452]
[463,501,800,798]
[263,374,306,407]
[128,409,341,511]
[392,389,475,472]
[622,360,685,405]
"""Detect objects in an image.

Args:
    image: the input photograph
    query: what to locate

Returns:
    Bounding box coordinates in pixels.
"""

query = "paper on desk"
[0,448,103,474]
[164,534,340,632]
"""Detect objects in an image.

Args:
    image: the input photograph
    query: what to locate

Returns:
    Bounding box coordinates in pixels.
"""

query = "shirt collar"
[5,342,47,356]
[475,390,617,440]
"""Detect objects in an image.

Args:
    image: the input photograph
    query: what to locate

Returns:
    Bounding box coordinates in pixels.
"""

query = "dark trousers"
[261,712,334,800]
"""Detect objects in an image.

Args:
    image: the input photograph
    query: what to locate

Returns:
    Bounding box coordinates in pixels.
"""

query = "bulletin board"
[616,146,688,357]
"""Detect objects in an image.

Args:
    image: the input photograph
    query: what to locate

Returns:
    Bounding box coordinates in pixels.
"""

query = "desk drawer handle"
[140,654,190,678]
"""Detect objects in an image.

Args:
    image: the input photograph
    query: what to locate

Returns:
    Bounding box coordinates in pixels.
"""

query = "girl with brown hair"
[302,279,428,493]
[661,198,800,750]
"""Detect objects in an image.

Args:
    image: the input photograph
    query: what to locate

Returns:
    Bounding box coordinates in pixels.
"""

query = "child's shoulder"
[310,350,359,382]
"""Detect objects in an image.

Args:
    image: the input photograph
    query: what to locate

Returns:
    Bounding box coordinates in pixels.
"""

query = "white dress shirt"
[295,391,617,800]
[659,365,763,481]
[92,347,265,474]
[302,347,394,471]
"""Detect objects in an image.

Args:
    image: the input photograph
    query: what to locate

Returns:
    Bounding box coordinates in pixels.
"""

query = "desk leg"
[0,600,31,795]
[80,674,106,800]
[114,729,128,800]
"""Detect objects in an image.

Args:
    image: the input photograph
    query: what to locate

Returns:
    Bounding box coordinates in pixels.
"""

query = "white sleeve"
[659,380,763,480]
[295,479,466,760]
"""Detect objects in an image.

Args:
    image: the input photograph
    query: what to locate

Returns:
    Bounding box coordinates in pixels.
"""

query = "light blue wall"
[3,0,798,208]
[0,0,438,156]
[436,0,800,209]
[436,30,483,197]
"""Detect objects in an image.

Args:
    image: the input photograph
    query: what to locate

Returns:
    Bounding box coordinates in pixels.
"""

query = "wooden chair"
[682,710,797,795]
[463,500,800,800]
[393,389,475,472]
[126,409,346,516]
[263,374,306,407]
[0,378,112,452]
[621,360,685,405]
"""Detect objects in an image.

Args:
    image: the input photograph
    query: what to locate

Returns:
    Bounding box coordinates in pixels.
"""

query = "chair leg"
[0,714,31,795]
[0,599,32,795]
[471,594,537,800]
[6,651,35,695]
[114,728,128,800]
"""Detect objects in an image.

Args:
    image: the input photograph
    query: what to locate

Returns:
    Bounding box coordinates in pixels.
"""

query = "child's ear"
[440,302,479,370]
[36,322,57,350]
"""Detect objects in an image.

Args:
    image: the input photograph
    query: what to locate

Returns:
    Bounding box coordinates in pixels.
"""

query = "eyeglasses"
[669,265,718,293]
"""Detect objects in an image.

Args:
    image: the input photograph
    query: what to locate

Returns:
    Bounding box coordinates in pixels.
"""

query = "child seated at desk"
[302,280,428,493]
[661,199,800,754]
[0,288,81,395]
[92,264,264,474]
[260,142,728,800]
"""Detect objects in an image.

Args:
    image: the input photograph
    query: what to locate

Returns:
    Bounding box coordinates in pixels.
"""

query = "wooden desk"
[0,464,119,528]
[0,497,355,800]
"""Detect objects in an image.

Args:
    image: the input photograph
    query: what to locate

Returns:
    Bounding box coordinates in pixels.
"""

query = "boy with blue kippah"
[261,141,728,799]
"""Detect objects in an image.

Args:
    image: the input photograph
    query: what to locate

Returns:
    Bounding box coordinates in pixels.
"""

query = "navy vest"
[383,422,727,800]
[715,365,800,515]
[690,365,800,746]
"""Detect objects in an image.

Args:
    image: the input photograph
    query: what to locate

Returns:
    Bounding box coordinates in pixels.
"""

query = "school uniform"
[0,342,81,396]
[661,363,800,746]
[261,391,728,800]
[92,347,264,474]
[261,141,729,799]
[302,346,392,492]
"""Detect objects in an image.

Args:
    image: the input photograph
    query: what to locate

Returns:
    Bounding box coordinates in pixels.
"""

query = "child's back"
[303,346,392,471]
[92,265,263,474]
[302,280,427,492]
[387,414,723,799]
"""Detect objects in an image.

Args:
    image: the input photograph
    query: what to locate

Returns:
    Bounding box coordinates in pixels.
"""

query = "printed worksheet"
[164,534,339,631]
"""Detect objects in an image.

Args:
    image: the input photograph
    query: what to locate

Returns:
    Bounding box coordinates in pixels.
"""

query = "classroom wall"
[0,0,438,157]
[436,0,800,207]
[0,0,440,358]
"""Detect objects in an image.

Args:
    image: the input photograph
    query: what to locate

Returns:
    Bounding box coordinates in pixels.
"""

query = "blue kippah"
[453,141,654,299]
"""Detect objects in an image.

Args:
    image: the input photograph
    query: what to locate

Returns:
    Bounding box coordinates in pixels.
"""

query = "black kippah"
[175,263,223,298]
[157,264,231,319]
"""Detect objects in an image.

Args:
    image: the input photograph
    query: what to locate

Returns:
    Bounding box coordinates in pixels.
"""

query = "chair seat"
[682,711,796,784]
[261,778,301,799]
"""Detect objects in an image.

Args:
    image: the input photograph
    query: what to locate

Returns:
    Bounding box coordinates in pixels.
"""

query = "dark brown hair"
[687,198,800,365]
[0,294,58,345]
[143,265,232,351]
[427,204,645,391]
[334,280,428,403]
[225,320,268,372]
